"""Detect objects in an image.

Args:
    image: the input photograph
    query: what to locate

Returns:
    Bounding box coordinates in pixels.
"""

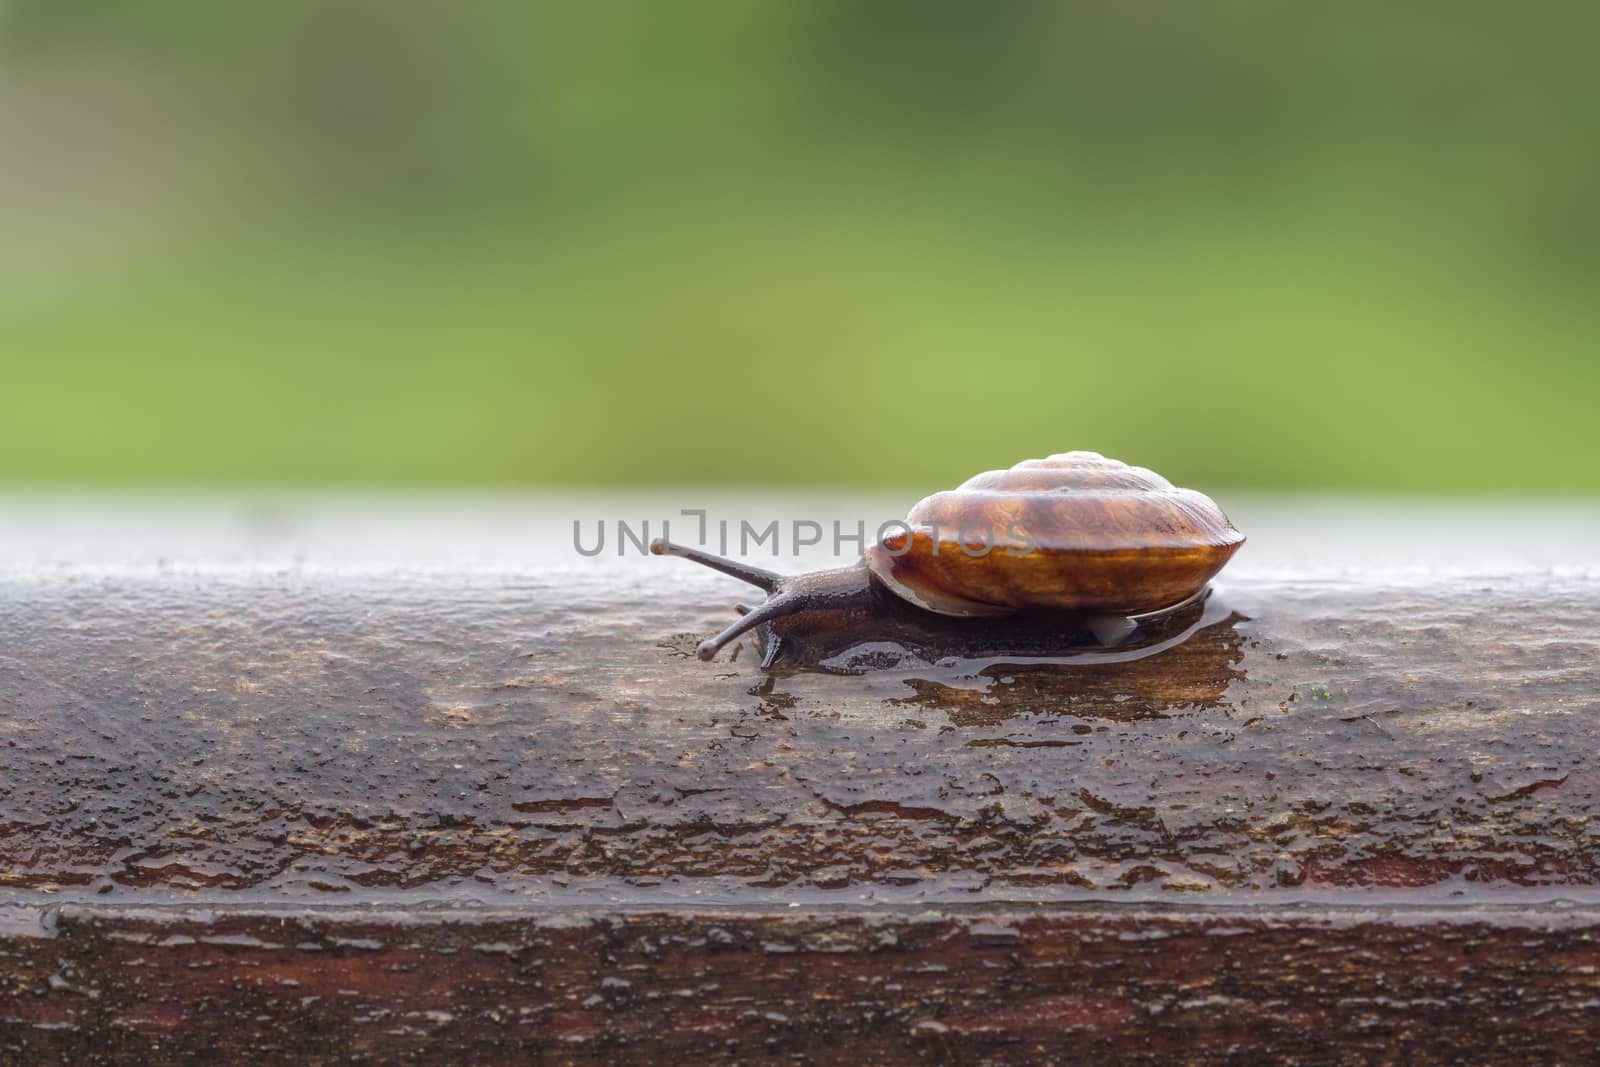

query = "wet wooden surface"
[9,906,1600,1065]
[1,496,1598,1063]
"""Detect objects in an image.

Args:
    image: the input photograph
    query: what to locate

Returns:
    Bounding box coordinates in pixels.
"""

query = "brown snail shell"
[865,451,1244,617]
[651,451,1244,666]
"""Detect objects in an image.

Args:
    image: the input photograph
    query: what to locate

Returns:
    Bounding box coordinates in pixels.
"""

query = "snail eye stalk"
[651,539,803,660]
[649,539,781,593]
[691,590,806,661]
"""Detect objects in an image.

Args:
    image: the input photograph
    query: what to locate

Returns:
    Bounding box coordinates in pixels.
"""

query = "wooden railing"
[1,499,1597,1062]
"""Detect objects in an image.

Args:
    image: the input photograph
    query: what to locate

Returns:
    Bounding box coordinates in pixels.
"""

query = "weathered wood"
[2,568,1596,902]
[5,905,1600,1065]
[1,534,1598,1061]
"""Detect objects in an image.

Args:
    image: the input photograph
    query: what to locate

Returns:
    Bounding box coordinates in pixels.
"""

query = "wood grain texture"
[2,568,1595,903]
[6,905,1600,1065]
[0,555,1597,1062]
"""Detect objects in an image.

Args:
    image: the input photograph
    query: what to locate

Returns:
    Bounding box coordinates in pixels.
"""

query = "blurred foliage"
[0,1,1595,488]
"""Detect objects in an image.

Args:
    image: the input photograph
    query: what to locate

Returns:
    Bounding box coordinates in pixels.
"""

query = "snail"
[652,452,1244,668]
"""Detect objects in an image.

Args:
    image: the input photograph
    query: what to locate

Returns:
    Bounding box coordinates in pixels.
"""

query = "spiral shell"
[864,451,1244,617]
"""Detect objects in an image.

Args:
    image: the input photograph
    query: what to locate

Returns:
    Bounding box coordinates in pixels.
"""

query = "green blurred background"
[1,1,1595,490]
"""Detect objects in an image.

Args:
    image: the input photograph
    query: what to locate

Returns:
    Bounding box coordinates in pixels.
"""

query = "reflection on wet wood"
[1,565,1598,1061]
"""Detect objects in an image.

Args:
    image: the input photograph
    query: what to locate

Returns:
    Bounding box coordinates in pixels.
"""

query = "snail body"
[652,452,1243,667]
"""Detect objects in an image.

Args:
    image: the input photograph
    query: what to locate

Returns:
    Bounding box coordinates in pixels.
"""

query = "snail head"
[650,538,870,663]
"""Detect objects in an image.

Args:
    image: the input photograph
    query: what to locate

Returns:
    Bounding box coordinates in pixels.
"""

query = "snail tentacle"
[649,538,781,592]
[652,538,878,662]
[695,590,806,661]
